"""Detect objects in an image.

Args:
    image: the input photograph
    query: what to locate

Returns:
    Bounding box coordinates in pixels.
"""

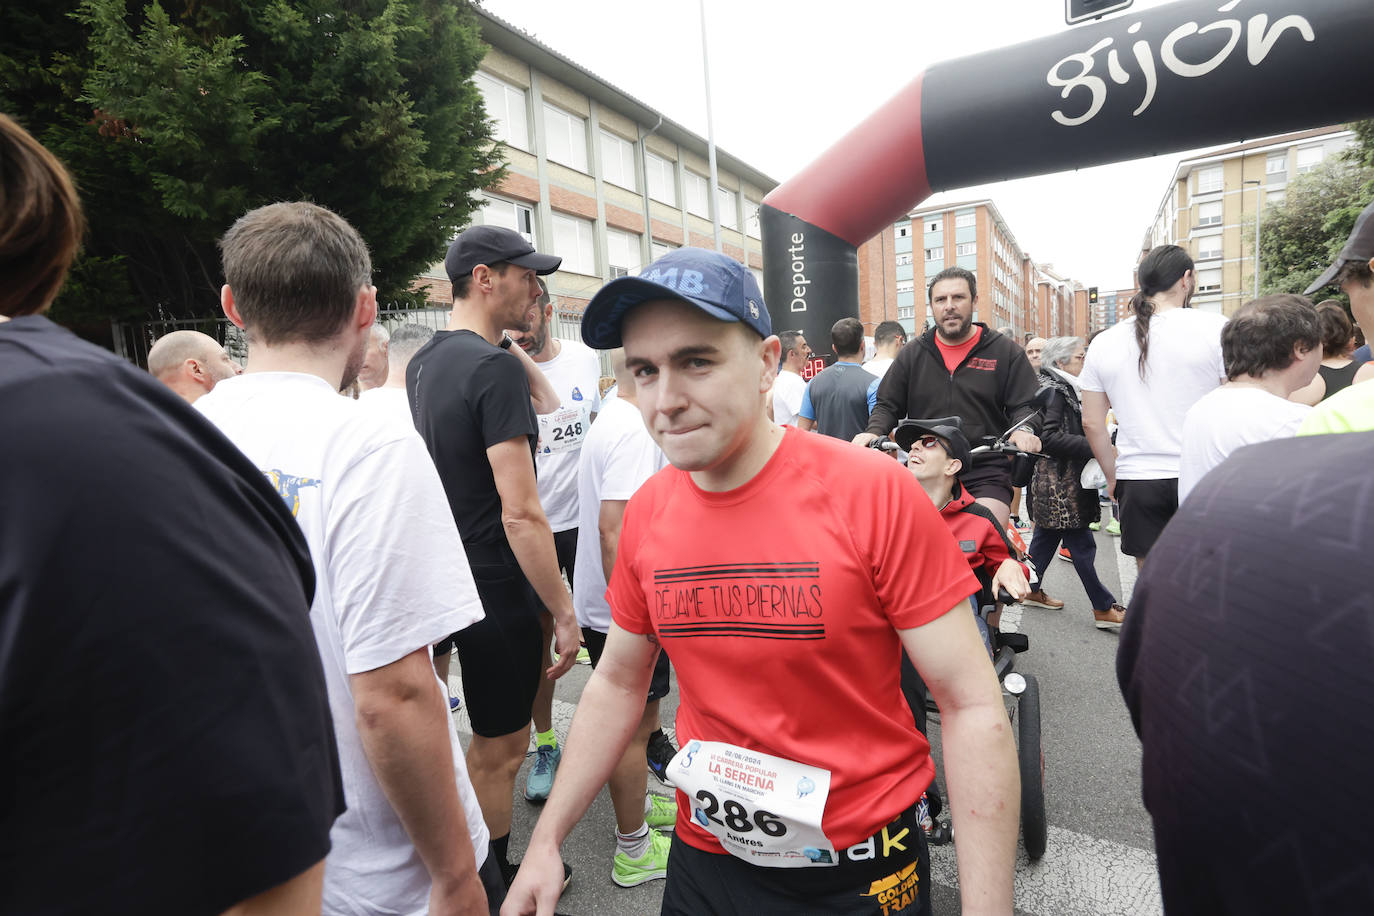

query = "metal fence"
[111,303,610,375]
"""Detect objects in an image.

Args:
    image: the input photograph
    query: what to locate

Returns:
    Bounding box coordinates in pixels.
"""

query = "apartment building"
[1091,288,1138,331]
[1144,126,1355,316]
[418,8,774,317]
[859,199,1087,340]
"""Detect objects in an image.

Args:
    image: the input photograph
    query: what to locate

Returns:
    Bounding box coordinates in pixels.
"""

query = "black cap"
[445,225,561,287]
[893,417,972,473]
[1305,198,1374,296]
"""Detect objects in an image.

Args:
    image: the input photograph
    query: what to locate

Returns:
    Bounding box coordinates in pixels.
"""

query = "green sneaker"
[612,828,671,887]
[523,743,561,802]
[1105,519,1121,536]
[645,793,677,832]
[1088,521,1101,531]
[576,647,591,665]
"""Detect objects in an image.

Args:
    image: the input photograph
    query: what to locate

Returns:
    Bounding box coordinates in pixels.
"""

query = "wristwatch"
[499,335,514,350]
[1015,425,1034,436]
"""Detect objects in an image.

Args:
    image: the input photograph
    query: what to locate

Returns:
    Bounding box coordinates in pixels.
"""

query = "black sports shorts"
[445,544,543,738]
[1115,477,1179,558]
[582,626,671,702]
[660,802,931,916]
[959,457,1013,505]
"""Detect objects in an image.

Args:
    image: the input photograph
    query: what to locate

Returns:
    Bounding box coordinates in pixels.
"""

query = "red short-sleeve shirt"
[608,428,979,853]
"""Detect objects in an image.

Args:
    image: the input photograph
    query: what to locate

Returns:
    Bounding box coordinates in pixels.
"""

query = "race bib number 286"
[667,740,837,868]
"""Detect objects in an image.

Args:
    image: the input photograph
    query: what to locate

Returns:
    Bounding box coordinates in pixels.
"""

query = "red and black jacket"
[867,323,1041,460]
[938,483,1029,606]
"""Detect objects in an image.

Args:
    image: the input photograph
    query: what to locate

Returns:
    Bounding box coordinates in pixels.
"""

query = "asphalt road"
[452,524,1163,915]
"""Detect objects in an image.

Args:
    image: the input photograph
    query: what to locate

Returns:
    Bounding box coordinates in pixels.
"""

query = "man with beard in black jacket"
[855,267,1042,531]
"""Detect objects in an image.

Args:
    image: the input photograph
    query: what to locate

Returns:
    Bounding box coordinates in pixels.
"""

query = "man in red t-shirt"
[503,248,1020,916]
[856,266,1042,530]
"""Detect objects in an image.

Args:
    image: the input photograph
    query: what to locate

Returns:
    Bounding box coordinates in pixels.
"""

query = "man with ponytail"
[1079,245,1227,566]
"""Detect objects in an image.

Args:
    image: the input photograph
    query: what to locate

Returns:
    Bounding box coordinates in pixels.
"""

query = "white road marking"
[930,824,1163,916]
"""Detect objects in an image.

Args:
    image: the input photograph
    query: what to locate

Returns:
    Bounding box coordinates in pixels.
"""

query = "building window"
[955,212,976,229]
[1197,234,1222,261]
[744,202,761,239]
[897,222,911,238]
[1296,146,1324,174]
[896,280,915,294]
[599,130,637,190]
[1196,267,1222,293]
[475,72,529,150]
[552,212,595,275]
[645,152,677,206]
[650,240,677,260]
[955,242,977,256]
[479,194,534,243]
[749,267,764,290]
[607,228,641,277]
[895,252,913,267]
[716,187,739,230]
[683,171,709,217]
[926,219,941,233]
[543,104,588,172]
[924,247,942,262]
[1197,201,1222,227]
[1267,189,1286,207]
[1195,166,1223,194]
[897,305,916,320]
[1266,153,1287,175]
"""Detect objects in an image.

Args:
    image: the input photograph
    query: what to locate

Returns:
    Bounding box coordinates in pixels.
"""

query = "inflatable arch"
[760,0,1374,357]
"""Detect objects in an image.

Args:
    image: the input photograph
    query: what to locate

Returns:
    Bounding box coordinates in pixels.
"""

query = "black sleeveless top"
[1318,360,1364,401]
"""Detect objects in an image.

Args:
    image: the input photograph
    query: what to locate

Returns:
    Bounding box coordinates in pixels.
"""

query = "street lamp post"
[1244,179,1262,299]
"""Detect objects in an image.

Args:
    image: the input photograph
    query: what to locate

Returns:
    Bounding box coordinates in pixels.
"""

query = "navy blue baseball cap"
[581,247,771,349]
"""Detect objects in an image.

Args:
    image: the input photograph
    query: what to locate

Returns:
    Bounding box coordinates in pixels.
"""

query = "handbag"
[1080,458,1107,490]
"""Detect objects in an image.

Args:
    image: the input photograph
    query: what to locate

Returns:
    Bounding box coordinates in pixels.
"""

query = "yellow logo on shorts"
[861,860,920,913]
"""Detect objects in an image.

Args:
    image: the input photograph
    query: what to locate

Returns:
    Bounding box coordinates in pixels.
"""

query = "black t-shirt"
[1118,431,1374,915]
[0,317,343,915]
[407,329,538,551]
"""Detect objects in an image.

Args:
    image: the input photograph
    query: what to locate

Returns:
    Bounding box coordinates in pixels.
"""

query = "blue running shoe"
[524,743,561,802]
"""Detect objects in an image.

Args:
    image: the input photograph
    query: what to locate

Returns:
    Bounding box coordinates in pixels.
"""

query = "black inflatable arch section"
[761,0,1374,356]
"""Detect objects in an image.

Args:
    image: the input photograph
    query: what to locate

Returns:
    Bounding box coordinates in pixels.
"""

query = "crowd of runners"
[6,101,1374,916]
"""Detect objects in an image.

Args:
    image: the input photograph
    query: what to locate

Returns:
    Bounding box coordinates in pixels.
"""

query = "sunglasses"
[912,435,951,456]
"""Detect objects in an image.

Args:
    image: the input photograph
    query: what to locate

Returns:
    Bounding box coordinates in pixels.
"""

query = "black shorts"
[959,457,1013,505]
[447,547,544,738]
[581,626,672,701]
[1116,477,1179,558]
[553,526,577,584]
[660,803,931,916]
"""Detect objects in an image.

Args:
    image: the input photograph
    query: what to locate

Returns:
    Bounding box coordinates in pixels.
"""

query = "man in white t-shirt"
[507,279,602,803]
[198,202,500,916]
[570,348,679,888]
[770,329,811,426]
[864,320,907,381]
[1080,245,1228,565]
[359,322,433,414]
[1178,295,1319,503]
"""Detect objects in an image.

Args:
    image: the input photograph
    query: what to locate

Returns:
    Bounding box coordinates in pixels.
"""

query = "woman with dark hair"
[1290,300,1365,405]
[1078,244,1228,567]
[1026,337,1127,630]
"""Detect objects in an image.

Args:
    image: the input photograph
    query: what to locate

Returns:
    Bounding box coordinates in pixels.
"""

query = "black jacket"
[867,323,1041,460]
[1029,367,1099,528]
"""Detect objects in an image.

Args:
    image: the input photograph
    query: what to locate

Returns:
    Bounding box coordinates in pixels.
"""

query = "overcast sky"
[480,0,1210,291]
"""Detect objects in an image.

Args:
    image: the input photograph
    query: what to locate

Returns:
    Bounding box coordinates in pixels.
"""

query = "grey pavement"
[451,521,1162,915]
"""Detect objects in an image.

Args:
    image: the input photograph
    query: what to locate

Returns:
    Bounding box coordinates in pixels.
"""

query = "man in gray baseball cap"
[1308,198,1374,375]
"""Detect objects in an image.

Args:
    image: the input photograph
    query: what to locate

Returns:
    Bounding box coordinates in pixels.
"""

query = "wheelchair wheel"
[1017,673,1048,861]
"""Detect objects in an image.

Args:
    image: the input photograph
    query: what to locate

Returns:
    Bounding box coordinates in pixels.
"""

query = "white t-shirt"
[572,397,666,632]
[533,339,603,532]
[198,372,488,916]
[1078,309,1228,479]
[864,356,895,380]
[772,370,807,427]
[358,384,410,417]
[1178,386,1310,503]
